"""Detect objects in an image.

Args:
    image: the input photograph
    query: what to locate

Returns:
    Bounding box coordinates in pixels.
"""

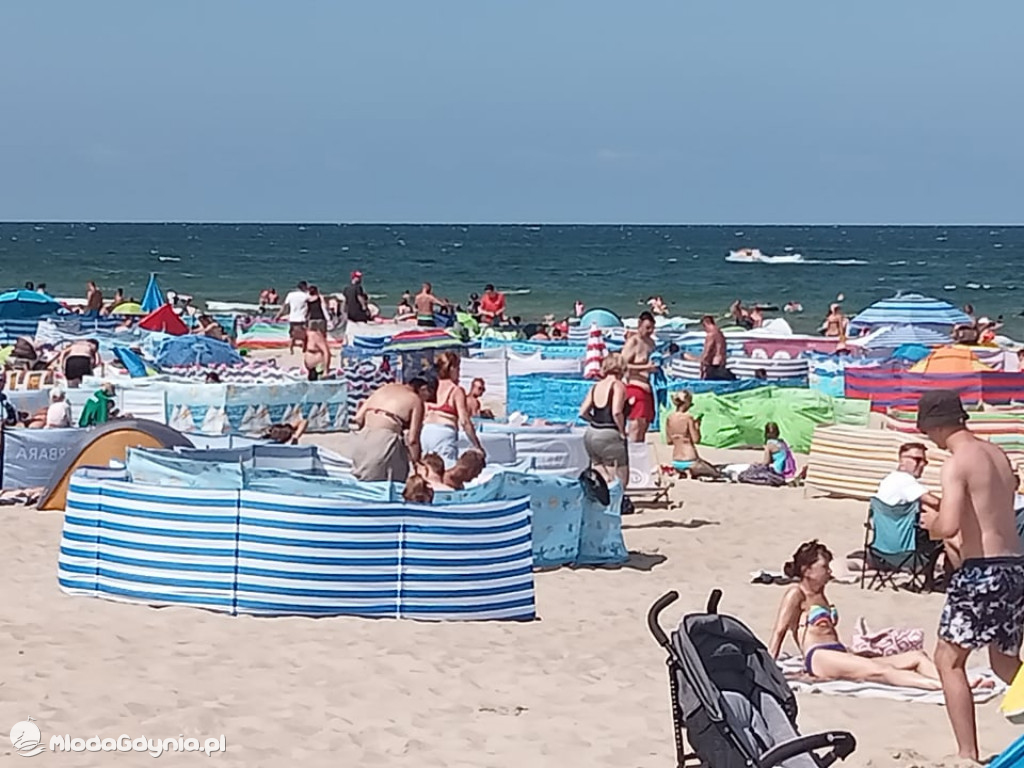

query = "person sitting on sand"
[403,474,435,504]
[444,449,486,491]
[350,377,432,482]
[466,378,494,419]
[665,392,715,479]
[262,417,308,445]
[78,382,118,427]
[395,296,416,322]
[762,422,795,480]
[45,387,72,429]
[194,314,227,342]
[768,540,992,691]
[416,453,454,491]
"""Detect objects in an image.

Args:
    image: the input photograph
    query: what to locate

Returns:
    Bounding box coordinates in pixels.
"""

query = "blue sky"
[2,1,1021,223]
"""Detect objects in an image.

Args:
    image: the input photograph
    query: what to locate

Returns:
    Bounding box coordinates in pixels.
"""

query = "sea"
[1,223,1022,336]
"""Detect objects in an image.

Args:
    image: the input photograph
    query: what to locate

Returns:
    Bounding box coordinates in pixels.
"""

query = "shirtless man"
[917,390,1024,761]
[466,378,494,419]
[61,339,101,388]
[621,311,657,442]
[699,315,734,381]
[415,283,441,328]
[85,281,103,314]
[350,377,433,481]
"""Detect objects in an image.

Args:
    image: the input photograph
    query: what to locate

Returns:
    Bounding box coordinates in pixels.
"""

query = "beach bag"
[850,617,924,657]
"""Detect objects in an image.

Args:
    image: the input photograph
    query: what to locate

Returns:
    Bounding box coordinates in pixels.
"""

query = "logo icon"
[10,718,44,758]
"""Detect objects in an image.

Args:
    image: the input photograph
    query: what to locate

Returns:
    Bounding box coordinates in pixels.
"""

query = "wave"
[158,256,181,262]
[799,259,870,266]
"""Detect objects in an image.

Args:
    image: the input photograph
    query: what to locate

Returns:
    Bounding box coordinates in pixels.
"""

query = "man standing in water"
[621,311,657,442]
[343,270,371,323]
[415,283,441,327]
[917,390,1024,761]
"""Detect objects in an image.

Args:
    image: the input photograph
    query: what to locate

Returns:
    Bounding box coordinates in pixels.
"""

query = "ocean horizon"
[3,222,1021,336]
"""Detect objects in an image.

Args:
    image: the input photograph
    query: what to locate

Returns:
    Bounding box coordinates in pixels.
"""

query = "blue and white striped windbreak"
[849,294,971,331]
[861,324,951,350]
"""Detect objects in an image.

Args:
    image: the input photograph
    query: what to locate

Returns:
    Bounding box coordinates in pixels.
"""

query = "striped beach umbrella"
[849,293,970,332]
[861,324,951,350]
[583,325,606,379]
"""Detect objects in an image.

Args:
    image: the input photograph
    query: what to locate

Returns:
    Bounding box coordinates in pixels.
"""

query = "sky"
[1,1,1021,224]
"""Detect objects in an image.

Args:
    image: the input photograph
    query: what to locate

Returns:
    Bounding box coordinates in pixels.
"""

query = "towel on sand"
[778,655,1005,705]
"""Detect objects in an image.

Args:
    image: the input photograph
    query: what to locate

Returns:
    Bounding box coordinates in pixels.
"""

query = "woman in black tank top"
[579,353,629,488]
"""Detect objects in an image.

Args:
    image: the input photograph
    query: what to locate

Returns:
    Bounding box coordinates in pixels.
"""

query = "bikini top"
[427,387,458,417]
[803,603,839,629]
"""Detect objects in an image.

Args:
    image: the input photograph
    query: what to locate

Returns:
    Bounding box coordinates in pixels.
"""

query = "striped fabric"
[0,318,43,344]
[884,406,1024,436]
[844,368,1024,410]
[806,424,1024,501]
[59,474,535,621]
[859,325,950,349]
[805,425,946,501]
[848,294,971,332]
[667,357,809,381]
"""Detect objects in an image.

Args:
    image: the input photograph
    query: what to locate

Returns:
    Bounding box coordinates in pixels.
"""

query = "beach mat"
[778,656,1005,704]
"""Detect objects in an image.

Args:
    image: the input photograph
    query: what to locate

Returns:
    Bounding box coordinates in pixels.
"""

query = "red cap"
[351,270,363,280]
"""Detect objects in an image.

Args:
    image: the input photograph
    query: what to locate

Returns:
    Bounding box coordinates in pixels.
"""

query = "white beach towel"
[778,655,1005,704]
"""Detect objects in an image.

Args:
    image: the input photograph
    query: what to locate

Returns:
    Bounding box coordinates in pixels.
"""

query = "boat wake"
[725,249,866,266]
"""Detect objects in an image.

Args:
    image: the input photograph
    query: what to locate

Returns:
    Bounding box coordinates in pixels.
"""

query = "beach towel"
[777,655,1004,704]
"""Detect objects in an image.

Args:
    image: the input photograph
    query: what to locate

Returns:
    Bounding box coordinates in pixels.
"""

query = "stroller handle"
[759,730,857,768]
[647,591,679,648]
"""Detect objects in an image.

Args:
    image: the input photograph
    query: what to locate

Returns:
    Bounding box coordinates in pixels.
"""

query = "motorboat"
[726,248,804,264]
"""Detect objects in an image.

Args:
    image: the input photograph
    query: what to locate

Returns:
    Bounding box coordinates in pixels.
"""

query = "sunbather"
[768,540,992,691]
[665,392,719,479]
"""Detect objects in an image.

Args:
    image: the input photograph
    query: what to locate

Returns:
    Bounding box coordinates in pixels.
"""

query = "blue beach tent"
[141,273,165,313]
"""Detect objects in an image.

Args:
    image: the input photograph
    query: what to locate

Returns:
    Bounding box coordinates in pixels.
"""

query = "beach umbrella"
[909,346,991,374]
[0,289,60,320]
[583,325,607,379]
[141,273,165,313]
[111,301,144,315]
[861,325,950,350]
[848,293,970,332]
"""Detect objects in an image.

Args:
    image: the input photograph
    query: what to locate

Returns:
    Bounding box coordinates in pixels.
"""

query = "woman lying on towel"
[768,540,992,690]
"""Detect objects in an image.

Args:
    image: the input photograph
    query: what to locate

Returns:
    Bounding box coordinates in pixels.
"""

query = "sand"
[1,435,1019,766]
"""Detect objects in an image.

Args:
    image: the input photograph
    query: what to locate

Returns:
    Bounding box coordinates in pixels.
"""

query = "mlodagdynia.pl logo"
[10,718,44,758]
[8,717,226,758]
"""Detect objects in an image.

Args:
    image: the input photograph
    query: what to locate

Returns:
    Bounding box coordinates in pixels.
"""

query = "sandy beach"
[1,433,1017,767]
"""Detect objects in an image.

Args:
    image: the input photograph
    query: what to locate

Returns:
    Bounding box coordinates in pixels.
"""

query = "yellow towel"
[1000,664,1024,724]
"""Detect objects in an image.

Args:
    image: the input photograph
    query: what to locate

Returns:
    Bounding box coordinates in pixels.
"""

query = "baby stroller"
[647,590,857,768]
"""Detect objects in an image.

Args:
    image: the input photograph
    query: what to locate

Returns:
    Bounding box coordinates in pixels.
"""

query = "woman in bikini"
[419,352,485,468]
[665,391,702,478]
[769,541,991,690]
[350,377,431,482]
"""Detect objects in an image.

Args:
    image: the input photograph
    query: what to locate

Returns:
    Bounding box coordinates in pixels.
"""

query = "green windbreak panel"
[660,388,870,453]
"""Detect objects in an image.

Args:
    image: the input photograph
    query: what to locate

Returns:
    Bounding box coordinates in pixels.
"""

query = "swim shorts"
[289,322,307,341]
[625,384,655,422]
[939,555,1024,655]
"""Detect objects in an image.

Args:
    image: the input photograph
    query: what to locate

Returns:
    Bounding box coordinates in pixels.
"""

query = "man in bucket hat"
[917,389,1024,760]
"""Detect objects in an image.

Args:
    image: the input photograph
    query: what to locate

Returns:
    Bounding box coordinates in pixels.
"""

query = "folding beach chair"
[627,441,673,506]
[860,497,942,593]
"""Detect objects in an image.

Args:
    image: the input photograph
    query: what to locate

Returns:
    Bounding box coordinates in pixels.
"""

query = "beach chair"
[860,497,942,592]
[627,441,673,506]
[648,590,857,768]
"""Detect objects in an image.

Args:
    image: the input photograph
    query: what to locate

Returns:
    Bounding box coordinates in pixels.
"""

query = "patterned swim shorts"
[939,556,1024,655]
